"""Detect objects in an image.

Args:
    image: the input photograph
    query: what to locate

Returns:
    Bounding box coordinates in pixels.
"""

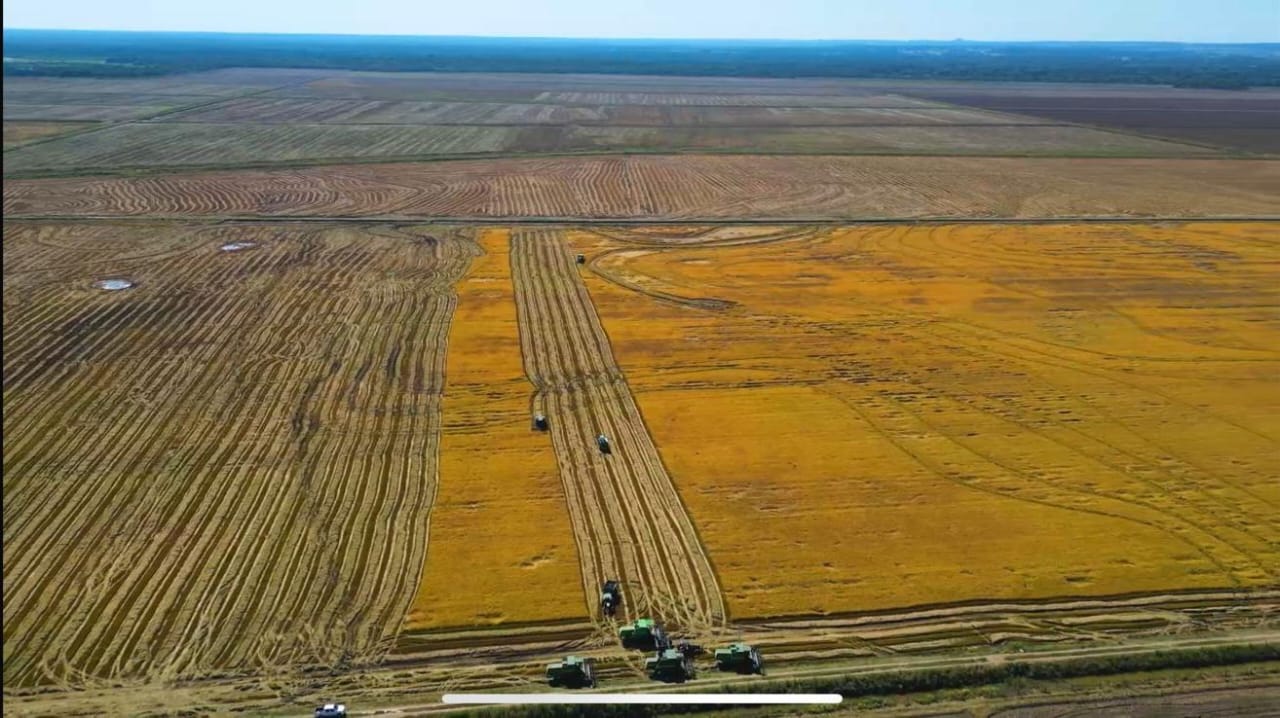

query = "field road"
[4,588,1274,715]
[7,214,1280,225]
[509,228,726,634]
[364,629,1280,716]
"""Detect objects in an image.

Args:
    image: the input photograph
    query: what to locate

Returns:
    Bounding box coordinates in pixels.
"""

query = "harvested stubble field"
[4,123,1207,174]
[4,68,1247,176]
[507,228,724,632]
[1,91,238,122]
[163,97,1044,127]
[6,155,1278,219]
[533,124,1206,157]
[262,71,965,102]
[533,91,945,107]
[568,222,1280,618]
[0,69,337,125]
[2,121,96,149]
[882,81,1280,154]
[1,221,474,688]
[163,98,611,124]
[1,123,519,173]
[2,68,334,97]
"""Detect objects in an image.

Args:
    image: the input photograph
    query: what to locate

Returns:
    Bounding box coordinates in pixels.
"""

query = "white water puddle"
[94,279,134,291]
[220,241,257,252]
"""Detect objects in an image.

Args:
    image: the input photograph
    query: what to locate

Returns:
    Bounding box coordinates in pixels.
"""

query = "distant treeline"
[4,30,1279,88]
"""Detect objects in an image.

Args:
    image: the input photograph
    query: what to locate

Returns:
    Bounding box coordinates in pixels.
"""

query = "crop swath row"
[2,123,519,173]
[158,97,1041,127]
[533,92,942,107]
[4,123,1209,174]
[509,228,725,631]
[1,222,474,688]
[9,155,1279,219]
[164,98,611,125]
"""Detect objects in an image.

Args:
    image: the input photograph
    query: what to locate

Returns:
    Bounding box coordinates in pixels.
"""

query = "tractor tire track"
[2,223,473,689]
[509,228,726,633]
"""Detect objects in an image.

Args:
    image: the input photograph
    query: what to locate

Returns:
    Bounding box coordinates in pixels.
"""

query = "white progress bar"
[442,694,842,705]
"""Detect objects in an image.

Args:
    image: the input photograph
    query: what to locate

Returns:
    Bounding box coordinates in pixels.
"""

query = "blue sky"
[4,0,1278,42]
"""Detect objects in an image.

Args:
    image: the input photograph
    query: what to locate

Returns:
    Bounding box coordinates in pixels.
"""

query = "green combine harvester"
[618,618,668,650]
[545,656,597,688]
[714,643,763,674]
[645,648,695,682]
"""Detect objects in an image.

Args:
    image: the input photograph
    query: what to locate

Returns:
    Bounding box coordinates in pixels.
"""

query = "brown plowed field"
[509,228,725,632]
[891,83,1280,154]
[6,155,1278,219]
[2,221,471,688]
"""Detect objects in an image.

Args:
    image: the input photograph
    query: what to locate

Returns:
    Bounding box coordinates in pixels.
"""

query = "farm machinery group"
[545,581,763,688]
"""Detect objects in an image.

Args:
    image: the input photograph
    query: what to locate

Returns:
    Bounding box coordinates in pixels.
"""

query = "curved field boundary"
[583,225,826,310]
[508,228,726,633]
[2,223,474,689]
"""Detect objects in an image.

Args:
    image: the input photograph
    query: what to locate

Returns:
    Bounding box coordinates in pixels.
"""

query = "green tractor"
[619,618,668,650]
[646,648,695,683]
[545,655,597,688]
[714,643,763,674]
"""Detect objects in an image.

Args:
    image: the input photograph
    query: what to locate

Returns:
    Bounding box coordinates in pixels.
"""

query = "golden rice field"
[3,218,1276,702]
[570,222,1280,619]
[406,229,584,631]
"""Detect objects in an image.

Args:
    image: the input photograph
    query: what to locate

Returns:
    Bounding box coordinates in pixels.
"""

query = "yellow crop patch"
[407,229,584,630]
[572,222,1280,619]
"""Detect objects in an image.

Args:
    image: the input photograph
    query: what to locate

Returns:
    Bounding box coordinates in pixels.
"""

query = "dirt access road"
[363,629,1280,716]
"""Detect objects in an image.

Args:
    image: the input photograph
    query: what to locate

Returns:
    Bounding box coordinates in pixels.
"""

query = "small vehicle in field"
[546,655,597,688]
[315,704,347,718]
[619,618,668,650]
[646,648,695,682]
[675,641,705,658]
[601,580,622,617]
[596,434,611,454]
[714,643,763,674]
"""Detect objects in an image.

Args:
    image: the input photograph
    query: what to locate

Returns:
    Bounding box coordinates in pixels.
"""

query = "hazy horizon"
[4,0,1279,44]
[5,28,1280,45]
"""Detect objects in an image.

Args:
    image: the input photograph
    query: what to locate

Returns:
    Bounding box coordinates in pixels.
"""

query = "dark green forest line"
[4,30,1279,88]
